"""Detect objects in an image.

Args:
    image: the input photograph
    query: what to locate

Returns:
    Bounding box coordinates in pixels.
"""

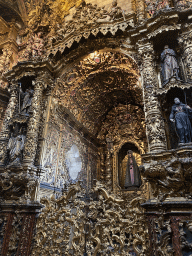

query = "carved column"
[179,26,192,82]
[105,150,112,187]
[136,0,145,23]
[105,137,113,188]
[99,147,105,182]
[23,76,44,167]
[0,82,18,166]
[35,86,52,167]
[137,41,167,152]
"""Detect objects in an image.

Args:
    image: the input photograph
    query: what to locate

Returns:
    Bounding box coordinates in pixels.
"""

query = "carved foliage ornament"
[32,182,149,255]
[142,155,192,200]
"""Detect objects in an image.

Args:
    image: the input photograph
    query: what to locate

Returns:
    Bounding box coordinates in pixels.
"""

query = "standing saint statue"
[20,87,34,115]
[170,98,192,144]
[124,150,141,188]
[7,125,26,166]
[161,45,180,85]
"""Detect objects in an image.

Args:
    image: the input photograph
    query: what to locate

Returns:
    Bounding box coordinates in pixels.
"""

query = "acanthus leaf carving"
[32,181,149,256]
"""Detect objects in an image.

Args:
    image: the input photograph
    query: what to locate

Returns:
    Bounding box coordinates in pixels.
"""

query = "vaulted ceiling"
[54,51,143,136]
[0,0,26,24]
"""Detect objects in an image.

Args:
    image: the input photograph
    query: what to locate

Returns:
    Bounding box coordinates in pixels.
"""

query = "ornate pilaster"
[179,25,192,82]
[0,82,18,166]
[98,147,105,182]
[23,76,44,167]
[106,138,113,188]
[35,86,52,167]
[105,151,112,187]
[0,203,41,256]
[137,41,167,152]
[136,0,145,23]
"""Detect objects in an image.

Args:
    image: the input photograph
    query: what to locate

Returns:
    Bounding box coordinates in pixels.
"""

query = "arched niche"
[160,86,192,149]
[113,140,144,192]
[118,142,142,190]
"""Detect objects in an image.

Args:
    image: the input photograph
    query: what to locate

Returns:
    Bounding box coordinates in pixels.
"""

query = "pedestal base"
[142,199,192,256]
[0,202,42,256]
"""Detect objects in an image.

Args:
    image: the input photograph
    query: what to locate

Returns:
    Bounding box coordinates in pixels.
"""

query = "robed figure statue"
[124,150,141,188]
[161,45,180,85]
[170,98,192,144]
[18,86,34,116]
[7,125,26,166]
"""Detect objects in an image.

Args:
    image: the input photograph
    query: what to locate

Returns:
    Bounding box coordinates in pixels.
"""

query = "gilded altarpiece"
[2,0,192,255]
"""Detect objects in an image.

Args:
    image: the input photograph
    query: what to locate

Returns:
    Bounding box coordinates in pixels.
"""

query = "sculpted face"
[174,98,180,104]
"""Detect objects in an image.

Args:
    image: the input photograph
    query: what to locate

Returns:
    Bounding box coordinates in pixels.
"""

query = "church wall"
[39,106,98,198]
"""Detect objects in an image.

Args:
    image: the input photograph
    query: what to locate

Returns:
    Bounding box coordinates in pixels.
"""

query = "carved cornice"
[47,16,135,57]
[4,60,54,83]
[156,78,192,96]
[147,24,181,39]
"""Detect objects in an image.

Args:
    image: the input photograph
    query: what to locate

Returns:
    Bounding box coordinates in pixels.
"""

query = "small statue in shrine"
[109,0,125,20]
[20,87,34,115]
[170,98,192,144]
[7,125,26,166]
[161,45,180,85]
[124,150,141,188]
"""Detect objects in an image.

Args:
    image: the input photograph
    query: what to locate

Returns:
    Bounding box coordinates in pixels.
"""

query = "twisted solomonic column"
[0,82,18,166]
[23,75,44,168]
[137,40,167,152]
[179,25,192,82]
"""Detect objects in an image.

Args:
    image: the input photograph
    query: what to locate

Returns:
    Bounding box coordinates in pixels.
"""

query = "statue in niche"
[109,0,125,20]
[7,124,26,166]
[170,98,192,144]
[124,150,141,188]
[19,86,34,116]
[161,45,180,85]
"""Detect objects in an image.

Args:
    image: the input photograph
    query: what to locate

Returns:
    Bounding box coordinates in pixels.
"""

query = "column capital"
[34,71,54,91]
[136,40,154,58]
